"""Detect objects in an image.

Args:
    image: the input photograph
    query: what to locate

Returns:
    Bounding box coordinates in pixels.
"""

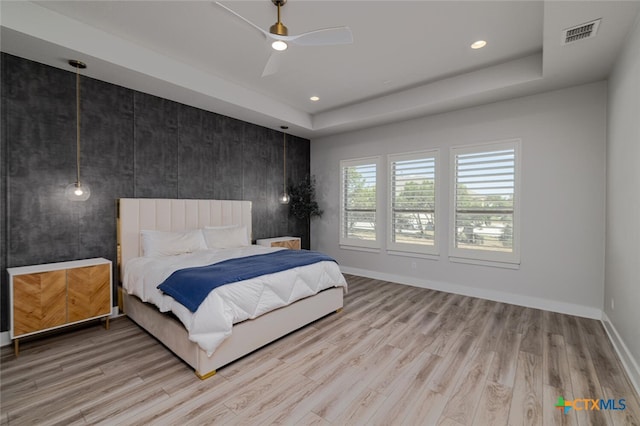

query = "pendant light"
[64,59,91,201]
[278,126,290,204]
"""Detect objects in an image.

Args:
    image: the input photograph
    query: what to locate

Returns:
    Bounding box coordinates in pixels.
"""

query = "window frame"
[449,139,521,266]
[339,156,381,250]
[387,150,440,256]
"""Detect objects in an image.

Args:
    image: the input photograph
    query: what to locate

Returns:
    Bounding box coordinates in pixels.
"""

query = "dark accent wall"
[0,54,310,332]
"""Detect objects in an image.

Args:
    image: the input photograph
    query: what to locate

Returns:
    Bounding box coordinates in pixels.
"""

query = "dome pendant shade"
[279,191,290,204]
[65,182,91,201]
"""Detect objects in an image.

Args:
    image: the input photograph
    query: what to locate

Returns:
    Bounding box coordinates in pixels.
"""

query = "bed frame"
[117,198,343,379]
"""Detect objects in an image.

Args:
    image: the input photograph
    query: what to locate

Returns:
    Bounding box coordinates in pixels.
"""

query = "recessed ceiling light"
[272,40,287,51]
[310,96,320,102]
[471,40,487,49]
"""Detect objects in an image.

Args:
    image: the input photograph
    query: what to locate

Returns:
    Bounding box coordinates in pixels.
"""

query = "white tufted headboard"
[117,198,252,281]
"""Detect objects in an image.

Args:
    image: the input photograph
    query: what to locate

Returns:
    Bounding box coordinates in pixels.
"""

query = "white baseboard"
[601,312,640,396]
[0,306,123,348]
[0,331,10,348]
[340,266,602,319]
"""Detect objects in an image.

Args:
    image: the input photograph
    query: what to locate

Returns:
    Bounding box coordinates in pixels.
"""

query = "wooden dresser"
[8,258,112,356]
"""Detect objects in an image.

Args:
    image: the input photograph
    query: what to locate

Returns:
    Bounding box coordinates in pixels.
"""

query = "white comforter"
[123,246,347,355]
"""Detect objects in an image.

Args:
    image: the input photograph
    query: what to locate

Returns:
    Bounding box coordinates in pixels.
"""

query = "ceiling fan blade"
[261,51,283,77]
[287,26,353,46]
[214,1,269,39]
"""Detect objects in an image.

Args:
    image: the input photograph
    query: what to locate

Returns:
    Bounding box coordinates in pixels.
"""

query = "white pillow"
[205,225,240,230]
[141,229,207,257]
[203,225,249,249]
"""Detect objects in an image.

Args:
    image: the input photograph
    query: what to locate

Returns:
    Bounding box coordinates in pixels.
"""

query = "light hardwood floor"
[1,275,639,425]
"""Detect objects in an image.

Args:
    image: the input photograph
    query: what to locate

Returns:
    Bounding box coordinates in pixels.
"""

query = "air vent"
[562,19,601,44]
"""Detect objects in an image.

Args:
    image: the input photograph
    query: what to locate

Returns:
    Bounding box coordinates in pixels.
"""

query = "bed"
[117,198,346,379]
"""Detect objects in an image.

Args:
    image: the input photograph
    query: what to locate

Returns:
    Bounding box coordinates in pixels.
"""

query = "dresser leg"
[104,317,110,330]
[14,339,19,357]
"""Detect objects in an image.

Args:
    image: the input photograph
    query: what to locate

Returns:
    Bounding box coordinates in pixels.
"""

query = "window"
[388,151,439,255]
[340,157,380,249]
[450,140,520,265]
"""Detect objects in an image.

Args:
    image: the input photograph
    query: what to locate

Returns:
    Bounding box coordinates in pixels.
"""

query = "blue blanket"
[157,250,337,312]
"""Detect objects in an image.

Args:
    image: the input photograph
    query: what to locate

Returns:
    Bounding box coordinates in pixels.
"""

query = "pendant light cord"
[283,132,287,193]
[75,64,81,185]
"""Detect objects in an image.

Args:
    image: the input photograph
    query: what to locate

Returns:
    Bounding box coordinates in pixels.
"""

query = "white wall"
[311,82,607,317]
[604,14,640,389]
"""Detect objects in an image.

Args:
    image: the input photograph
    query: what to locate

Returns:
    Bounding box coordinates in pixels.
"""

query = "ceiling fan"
[215,0,353,77]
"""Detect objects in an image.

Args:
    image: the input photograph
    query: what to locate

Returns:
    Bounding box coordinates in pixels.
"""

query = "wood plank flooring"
[2,275,639,425]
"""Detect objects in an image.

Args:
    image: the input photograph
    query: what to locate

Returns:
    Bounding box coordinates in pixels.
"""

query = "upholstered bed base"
[123,285,343,379]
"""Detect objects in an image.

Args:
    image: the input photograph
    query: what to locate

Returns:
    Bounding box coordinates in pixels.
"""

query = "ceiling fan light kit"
[272,40,288,51]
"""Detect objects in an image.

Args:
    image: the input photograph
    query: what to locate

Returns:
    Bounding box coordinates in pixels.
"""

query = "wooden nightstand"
[256,236,301,250]
[8,258,112,356]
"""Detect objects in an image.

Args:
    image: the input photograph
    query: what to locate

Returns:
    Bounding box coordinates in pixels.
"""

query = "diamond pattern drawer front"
[13,270,67,336]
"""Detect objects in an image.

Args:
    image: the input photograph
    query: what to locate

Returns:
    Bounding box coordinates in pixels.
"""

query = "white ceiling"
[1,1,639,138]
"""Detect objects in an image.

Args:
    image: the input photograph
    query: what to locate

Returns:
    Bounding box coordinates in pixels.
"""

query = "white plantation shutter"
[340,157,380,248]
[388,151,439,254]
[451,140,520,264]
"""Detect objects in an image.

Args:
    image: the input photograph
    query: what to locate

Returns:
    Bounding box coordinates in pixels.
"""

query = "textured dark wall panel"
[213,114,244,200]
[0,54,310,332]
[243,123,270,240]
[178,105,216,199]
[134,92,179,198]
